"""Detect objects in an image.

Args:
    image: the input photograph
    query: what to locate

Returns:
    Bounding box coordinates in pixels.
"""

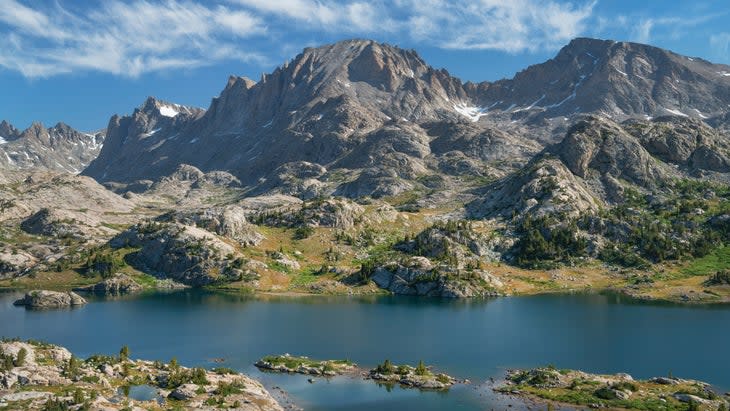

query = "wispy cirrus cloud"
[397,0,596,52]
[0,0,267,78]
[0,0,598,78]
[597,10,729,45]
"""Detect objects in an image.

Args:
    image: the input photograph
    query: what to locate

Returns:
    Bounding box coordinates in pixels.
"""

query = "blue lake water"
[1,290,728,410]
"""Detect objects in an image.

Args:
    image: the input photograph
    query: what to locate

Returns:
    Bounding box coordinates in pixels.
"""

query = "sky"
[1,0,729,131]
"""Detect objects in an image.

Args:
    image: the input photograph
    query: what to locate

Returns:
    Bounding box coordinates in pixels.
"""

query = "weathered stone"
[74,273,143,295]
[169,384,200,400]
[13,290,87,308]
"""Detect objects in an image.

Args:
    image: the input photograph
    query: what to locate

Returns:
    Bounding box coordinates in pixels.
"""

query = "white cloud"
[230,0,387,32]
[0,0,598,78]
[0,0,266,78]
[380,0,596,52]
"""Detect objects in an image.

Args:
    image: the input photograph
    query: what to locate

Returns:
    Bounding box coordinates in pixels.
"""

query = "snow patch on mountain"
[663,107,688,117]
[159,105,180,117]
[453,103,488,122]
[0,136,7,145]
[693,109,708,119]
[513,95,546,113]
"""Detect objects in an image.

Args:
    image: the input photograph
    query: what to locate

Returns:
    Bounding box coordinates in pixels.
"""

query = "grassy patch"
[682,246,730,276]
[289,268,320,288]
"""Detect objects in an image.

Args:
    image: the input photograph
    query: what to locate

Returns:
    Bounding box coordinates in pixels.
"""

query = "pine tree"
[415,360,427,376]
[119,345,130,361]
[15,347,27,366]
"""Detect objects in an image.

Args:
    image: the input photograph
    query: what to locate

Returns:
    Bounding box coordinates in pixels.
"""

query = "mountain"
[81,38,730,201]
[468,38,730,123]
[0,121,104,173]
[82,97,204,182]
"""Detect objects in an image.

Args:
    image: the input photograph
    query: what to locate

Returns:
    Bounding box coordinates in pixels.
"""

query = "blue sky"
[1,0,729,131]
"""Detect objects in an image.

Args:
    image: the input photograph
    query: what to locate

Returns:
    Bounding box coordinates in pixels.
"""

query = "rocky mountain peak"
[0,120,20,141]
[471,37,730,125]
[138,96,202,120]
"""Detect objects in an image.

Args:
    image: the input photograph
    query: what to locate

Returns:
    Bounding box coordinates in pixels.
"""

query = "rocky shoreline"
[0,339,283,410]
[497,367,730,410]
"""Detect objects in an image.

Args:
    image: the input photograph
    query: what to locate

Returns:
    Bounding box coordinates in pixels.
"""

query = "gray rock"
[672,392,710,405]
[370,257,502,298]
[169,384,200,400]
[74,273,143,295]
[13,290,87,308]
[0,391,53,402]
[109,222,246,287]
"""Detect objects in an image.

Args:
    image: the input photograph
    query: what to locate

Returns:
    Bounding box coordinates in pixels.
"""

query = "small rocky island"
[12,290,87,309]
[497,367,729,410]
[367,359,456,390]
[256,355,457,391]
[0,339,282,410]
[254,354,356,376]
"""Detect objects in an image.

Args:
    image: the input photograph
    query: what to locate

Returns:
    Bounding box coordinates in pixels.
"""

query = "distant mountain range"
[0,120,103,173]
[4,37,730,210]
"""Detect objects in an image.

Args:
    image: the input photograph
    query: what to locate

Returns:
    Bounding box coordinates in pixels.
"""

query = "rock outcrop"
[13,290,87,309]
[468,156,599,218]
[370,256,502,297]
[73,274,143,295]
[110,222,254,286]
[157,205,264,247]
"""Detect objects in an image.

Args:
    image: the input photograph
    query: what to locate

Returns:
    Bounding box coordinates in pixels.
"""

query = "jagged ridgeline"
[2,37,730,302]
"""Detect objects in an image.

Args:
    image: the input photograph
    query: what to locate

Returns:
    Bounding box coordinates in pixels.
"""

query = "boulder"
[13,290,87,308]
[672,392,710,405]
[169,384,200,400]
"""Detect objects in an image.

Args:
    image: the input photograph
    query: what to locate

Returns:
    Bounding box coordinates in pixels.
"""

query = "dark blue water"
[1,290,728,410]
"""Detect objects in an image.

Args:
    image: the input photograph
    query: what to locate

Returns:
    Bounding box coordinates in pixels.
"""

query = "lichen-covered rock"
[13,290,87,309]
